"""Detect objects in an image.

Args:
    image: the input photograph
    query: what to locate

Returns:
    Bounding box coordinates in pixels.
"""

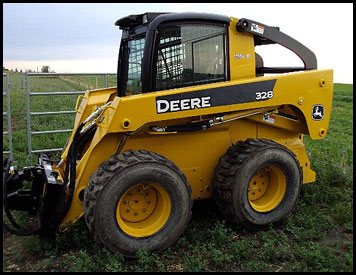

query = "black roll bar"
[236,18,317,71]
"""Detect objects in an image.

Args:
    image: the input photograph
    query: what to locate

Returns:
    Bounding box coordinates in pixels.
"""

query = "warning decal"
[251,23,265,34]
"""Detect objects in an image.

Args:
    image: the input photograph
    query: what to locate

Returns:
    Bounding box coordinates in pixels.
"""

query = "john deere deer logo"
[312,105,324,121]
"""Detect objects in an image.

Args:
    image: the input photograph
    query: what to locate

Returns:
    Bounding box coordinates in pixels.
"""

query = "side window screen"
[155,24,226,91]
[127,38,145,95]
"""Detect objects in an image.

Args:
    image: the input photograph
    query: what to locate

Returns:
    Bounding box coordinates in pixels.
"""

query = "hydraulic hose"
[3,159,41,236]
[56,121,87,230]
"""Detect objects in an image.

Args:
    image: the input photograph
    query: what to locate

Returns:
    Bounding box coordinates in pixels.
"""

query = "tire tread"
[212,138,299,228]
[84,150,193,243]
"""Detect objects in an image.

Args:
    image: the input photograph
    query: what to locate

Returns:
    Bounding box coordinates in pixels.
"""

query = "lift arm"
[236,18,317,73]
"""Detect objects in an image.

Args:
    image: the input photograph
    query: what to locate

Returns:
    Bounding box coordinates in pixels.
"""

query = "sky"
[3,3,353,83]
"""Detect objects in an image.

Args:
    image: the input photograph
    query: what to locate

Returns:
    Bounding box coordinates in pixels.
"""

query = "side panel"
[228,17,256,81]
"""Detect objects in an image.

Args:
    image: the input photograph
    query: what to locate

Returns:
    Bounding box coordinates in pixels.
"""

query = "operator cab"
[115,12,231,97]
[115,12,317,97]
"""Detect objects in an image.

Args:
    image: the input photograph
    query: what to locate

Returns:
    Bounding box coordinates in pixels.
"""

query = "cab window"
[126,37,145,95]
[154,23,227,91]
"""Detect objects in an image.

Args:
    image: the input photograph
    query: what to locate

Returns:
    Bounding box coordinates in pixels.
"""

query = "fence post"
[20,73,24,89]
[25,72,33,164]
[104,74,108,88]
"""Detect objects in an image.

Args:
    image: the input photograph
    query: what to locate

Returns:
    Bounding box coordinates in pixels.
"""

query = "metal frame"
[3,73,13,160]
[236,18,318,72]
[25,73,115,163]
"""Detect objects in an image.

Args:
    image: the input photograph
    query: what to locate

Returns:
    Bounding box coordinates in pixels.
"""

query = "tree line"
[3,65,54,73]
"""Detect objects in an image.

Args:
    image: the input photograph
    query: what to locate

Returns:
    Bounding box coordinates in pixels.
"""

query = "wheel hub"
[120,184,157,223]
[248,165,286,212]
[248,169,269,201]
[116,183,171,237]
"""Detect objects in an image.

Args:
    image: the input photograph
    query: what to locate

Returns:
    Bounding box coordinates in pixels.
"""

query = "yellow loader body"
[57,66,333,228]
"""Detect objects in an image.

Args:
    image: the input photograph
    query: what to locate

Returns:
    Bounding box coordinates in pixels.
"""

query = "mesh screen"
[127,38,145,95]
[155,24,226,91]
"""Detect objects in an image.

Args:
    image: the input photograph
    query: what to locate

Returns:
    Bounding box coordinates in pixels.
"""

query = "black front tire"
[84,150,192,258]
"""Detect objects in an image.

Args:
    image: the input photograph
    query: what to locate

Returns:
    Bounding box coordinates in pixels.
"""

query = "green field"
[3,72,353,272]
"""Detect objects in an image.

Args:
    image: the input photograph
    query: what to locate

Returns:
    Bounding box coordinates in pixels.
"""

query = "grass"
[2,72,353,272]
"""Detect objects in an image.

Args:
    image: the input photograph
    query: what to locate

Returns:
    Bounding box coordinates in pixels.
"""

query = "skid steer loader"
[3,12,333,257]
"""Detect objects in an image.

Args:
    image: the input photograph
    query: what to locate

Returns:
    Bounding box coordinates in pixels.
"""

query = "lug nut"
[126,209,130,213]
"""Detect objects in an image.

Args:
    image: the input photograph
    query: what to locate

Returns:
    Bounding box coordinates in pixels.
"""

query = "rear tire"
[84,150,192,257]
[212,138,302,230]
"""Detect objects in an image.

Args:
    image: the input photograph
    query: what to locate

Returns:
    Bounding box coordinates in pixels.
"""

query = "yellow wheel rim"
[248,165,286,212]
[116,183,171,237]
